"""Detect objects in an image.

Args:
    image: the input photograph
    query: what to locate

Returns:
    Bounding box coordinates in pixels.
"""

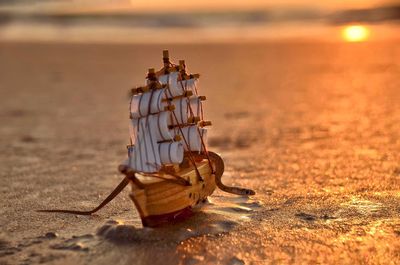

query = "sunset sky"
[0,0,398,43]
[1,0,397,13]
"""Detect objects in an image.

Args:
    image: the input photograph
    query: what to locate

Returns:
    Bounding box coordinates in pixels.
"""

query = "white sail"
[159,73,200,99]
[189,97,203,118]
[130,112,174,143]
[128,118,162,173]
[173,126,207,152]
[152,112,174,141]
[183,78,199,96]
[158,72,184,98]
[158,142,184,164]
[125,58,208,173]
[130,89,167,118]
[171,98,188,125]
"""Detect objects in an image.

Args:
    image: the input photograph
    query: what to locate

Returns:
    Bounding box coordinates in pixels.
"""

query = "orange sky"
[125,0,394,11]
[2,0,396,13]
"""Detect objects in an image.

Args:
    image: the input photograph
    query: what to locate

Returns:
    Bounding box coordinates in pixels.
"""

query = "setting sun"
[342,25,370,42]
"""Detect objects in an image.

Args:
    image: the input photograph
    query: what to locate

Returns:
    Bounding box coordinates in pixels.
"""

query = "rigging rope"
[178,70,214,173]
[165,72,203,180]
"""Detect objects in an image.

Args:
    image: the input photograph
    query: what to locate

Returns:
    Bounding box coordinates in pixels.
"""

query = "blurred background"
[0,0,399,43]
[1,1,400,264]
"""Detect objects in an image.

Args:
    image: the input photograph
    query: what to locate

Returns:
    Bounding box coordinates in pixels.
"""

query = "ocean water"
[0,8,399,43]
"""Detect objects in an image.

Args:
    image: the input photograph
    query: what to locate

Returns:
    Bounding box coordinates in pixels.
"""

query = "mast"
[128,68,185,173]
[156,50,212,162]
[126,50,212,175]
[163,50,170,71]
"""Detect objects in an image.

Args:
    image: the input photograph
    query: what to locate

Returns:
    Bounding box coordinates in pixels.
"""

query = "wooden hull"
[129,160,215,227]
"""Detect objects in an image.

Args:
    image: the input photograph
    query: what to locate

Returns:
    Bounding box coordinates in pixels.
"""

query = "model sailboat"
[39,50,255,227]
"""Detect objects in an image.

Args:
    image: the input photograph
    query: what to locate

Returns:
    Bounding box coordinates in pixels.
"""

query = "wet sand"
[0,41,399,264]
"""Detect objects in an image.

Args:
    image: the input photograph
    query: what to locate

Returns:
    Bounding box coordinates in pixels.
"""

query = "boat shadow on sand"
[96,195,263,245]
[14,196,262,265]
[1,196,263,265]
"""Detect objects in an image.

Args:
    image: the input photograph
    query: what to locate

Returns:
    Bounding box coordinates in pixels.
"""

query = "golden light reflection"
[342,25,370,42]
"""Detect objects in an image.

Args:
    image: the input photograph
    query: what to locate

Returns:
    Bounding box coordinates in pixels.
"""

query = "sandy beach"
[0,41,399,265]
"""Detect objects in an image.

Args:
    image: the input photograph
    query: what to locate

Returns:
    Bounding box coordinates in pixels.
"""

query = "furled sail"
[130,89,167,118]
[171,98,188,124]
[125,51,210,174]
[128,118,162,173]
[173,126,207,152]
[158,72,182,98]
[130,112,173,143]
[159,142,184,164]
[128,115,184,173]
[181,77,199,96]
[189,97,203,118]
[159,73,199,98]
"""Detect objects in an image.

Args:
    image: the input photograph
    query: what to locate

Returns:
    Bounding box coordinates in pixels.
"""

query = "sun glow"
[342,25,370,42]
